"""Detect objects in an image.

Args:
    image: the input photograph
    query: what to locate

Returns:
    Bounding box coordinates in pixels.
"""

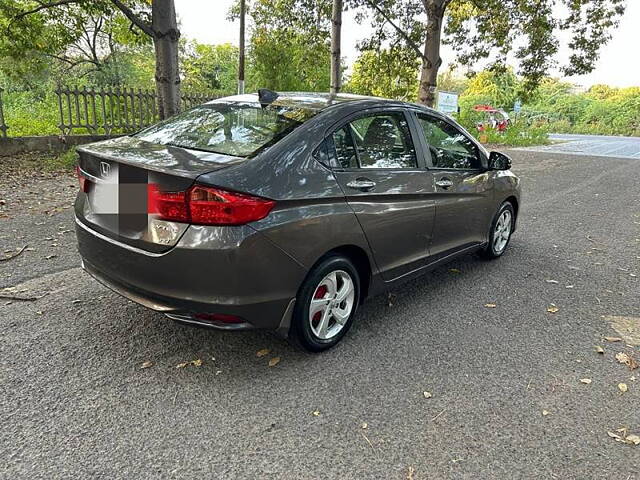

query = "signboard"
[513,100,522,113]
[436,91,459,115]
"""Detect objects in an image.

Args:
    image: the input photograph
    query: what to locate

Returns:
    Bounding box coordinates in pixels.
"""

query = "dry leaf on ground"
[269,357,281,367]
[608,431,640,445]
[256,348,270,357]
[595,346,604,354]
[423,391,432,399]
[176,359,202,369]
[580,378,592,384]
[484,303,497,308]
[449,268,461,274]
[545,279,559,284]
[616,352,639,370]
[618,383,628,393]
[547,304,559,313]
[312,410,320,416]
[627,435,640,445]
[140,361,153,369]
[604,336,622,342]
[542,410,550,416]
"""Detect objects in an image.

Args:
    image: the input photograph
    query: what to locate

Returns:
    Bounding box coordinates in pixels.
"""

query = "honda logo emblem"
[100,161,111,178]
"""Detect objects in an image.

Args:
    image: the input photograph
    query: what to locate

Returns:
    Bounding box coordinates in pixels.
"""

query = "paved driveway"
[518,133,640,159]
[1,150,639,479]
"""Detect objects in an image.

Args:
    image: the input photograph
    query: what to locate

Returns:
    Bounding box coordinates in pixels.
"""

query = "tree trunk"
[330,0,343,96]
[152,0,181,119]
[417,3,445,108]
[238,0,246,94]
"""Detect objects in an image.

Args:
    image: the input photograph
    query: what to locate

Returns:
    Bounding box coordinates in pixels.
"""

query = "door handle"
[346,179,376,191]
[435,178,454,189]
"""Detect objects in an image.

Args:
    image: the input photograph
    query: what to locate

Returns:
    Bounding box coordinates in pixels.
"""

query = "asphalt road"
[1,149,639,479]
[518,133,640,159]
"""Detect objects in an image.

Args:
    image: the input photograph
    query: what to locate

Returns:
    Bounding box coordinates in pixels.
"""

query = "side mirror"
[489,151,512,171]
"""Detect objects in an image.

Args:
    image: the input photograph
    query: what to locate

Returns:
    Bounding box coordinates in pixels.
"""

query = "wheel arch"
[503,195,519,230]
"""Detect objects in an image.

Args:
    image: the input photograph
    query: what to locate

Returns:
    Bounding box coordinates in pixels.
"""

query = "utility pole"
[330,0,342,97]
[238,0,246,95]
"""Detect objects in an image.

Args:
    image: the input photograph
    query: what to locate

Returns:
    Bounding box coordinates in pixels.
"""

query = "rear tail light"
[75,166,90,193]
[148,184,275,226]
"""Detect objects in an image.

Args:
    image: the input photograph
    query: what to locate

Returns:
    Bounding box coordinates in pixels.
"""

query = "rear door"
[326,109,436,281]
[412,111,494,258]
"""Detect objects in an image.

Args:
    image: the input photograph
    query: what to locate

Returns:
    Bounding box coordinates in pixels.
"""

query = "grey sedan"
[74,91,520,351]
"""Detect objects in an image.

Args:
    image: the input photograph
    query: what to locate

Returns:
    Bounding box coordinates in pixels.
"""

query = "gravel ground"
[1,149,639,479]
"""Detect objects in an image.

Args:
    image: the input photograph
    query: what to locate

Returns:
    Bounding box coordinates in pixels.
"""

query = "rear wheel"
[481,202,515,259]
[292,255,360,352]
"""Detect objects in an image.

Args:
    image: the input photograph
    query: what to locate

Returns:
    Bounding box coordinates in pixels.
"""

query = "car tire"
[481,201,515,259]
[291,255,360,352]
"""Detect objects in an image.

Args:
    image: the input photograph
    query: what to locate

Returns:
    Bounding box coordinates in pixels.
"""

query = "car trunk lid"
[76,136,245,253]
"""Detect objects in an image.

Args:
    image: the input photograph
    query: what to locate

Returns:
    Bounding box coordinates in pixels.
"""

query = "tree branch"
[109,0,153,37]
[14,0,80,19]
[363,0,427,62]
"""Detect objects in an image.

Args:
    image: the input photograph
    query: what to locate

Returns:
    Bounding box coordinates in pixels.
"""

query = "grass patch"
[44,148,78,170]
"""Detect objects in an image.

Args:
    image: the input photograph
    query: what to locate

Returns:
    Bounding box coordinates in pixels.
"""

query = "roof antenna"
[258,88,279,107]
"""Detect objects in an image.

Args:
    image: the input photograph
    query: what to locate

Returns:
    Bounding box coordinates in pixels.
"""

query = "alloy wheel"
[308,270,356,340]
[493,209,512,254]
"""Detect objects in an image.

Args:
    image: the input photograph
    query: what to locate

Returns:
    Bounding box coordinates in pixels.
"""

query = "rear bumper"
[75,216,306,335]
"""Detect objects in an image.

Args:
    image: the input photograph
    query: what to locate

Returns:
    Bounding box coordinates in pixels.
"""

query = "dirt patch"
[0,153,76,218]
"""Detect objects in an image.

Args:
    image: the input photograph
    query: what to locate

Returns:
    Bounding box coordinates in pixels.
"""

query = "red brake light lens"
[148,184,275,226]
[75,166,90,193]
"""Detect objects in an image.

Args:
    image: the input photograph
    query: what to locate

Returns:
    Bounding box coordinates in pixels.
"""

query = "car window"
[135,102,317,157]
[350,113,417,169]
[332,126,358,169]
[416,113,481,169]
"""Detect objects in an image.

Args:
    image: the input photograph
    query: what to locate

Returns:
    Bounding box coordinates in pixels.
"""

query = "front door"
[413,112,494,258]
[328,110,436,281]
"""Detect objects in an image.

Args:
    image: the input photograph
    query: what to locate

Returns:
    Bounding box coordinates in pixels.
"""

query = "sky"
[175,0,640,88]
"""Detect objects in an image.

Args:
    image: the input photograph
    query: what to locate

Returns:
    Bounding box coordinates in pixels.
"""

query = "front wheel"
[291,255,360,352]
[481,202,515,259]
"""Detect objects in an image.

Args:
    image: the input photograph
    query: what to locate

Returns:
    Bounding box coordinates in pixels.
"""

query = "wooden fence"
[0,85,218,137]
[55,86,218,135]
[0,87,7,138]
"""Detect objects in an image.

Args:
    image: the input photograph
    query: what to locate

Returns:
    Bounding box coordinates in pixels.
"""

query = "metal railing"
[0,87,7,138]
[55,86,218,135]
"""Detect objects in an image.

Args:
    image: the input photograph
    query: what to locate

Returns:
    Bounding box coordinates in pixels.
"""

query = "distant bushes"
[3,89,59,136]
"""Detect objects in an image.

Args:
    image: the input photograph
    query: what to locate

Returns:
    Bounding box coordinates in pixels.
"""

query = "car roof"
[207,91,439,115]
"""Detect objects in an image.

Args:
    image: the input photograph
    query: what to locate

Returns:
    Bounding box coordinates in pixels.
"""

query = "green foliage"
[182,42,239,95]
[46,147,78,170]
[244,0,332,92]
[2,88,59,136]
[344,48,419,99]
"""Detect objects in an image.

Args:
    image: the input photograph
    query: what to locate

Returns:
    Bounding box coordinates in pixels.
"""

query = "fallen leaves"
[547,304,559,314]
[484,303,497,308]
[542,410,550,416]
[580,378,592,384]
[423,391,432,399]
[268,357,281,367]
[312,410,320,416]
[256,348,270,357]
[449,268,461,274]
[615,352,638,370]
[140,361,153,369]
[608,428,640,446]
[618,383,628,393]
[604,336,622,342]
[595,346,604,354]
[176,359,202,369]
[545,279,559,284]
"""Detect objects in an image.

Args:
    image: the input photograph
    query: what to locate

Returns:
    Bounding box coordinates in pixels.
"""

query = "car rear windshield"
[135,101,317,157]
